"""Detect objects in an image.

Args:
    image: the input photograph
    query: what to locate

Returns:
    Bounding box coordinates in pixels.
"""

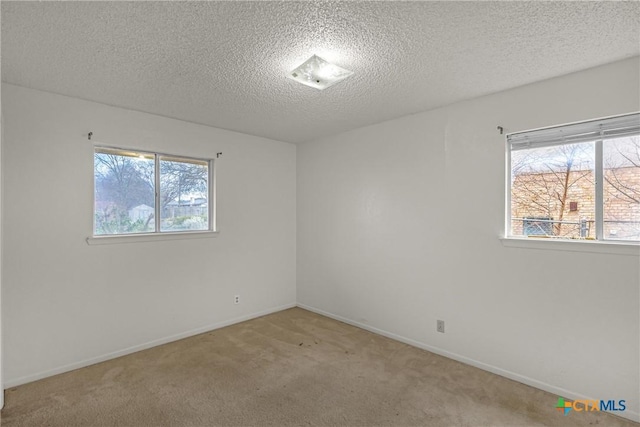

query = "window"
[94,147,213,236]
[508,113,640,242]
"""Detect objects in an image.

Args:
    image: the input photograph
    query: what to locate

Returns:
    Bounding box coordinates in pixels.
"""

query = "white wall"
[0,79,4,409]
[297,57,640,422]
[1,83,296,386]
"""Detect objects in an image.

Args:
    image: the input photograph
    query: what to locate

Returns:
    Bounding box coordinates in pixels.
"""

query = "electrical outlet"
[234,295,240,305]
[437,320,445,333]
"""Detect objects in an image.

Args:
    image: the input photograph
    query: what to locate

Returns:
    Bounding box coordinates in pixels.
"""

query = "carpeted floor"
[0,307,636,426]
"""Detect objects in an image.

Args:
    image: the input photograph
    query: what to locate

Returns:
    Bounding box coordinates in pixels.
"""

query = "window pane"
[511,142,595,239]
[159,156,209,232]
[94,150,155,235]
[603,136,640,241]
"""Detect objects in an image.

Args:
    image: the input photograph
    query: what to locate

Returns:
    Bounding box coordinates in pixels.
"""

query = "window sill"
[500,236,640,255]
[87,231,219,245]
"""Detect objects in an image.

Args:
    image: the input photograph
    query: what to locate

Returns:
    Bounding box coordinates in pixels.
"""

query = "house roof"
[130,205,154,211]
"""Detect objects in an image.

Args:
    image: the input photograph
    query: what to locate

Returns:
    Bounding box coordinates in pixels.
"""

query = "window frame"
[88,146,217,245]
[505,113,640,249]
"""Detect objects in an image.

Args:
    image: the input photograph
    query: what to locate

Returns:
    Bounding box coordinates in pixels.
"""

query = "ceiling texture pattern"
[2,1,639,144]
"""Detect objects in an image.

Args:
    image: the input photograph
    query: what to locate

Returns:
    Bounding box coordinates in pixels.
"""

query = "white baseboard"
[297,303,640,424]
[4,302,297,389]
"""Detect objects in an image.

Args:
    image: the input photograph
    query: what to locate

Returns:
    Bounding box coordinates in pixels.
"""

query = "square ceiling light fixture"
[288,55,354,90]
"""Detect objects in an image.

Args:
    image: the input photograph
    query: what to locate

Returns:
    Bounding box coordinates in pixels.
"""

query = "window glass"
[94,148,212,236]
[511,142,595,239]
[603,136,640,241]
[94,149,155,235]
[159,156,209,232]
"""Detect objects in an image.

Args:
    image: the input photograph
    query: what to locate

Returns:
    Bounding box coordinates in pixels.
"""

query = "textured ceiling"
[2,1,639,144]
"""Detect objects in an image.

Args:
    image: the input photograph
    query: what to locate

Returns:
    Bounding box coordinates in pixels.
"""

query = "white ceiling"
[2,1,639,144]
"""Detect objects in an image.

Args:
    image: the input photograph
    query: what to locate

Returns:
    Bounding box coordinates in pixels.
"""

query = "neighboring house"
[512,166,640,239]
[129,204,154,222]
[166,193,207,207]
[164,194,207,218]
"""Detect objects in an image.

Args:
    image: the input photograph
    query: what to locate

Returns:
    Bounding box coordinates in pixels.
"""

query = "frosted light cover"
[288,55,353,90]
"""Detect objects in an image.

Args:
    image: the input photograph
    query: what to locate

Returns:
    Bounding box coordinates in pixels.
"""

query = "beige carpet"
[0,308,636,426]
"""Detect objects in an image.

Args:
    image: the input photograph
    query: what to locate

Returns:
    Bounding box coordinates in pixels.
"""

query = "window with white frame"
[507,113,640,242]
[94,147,213,236]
